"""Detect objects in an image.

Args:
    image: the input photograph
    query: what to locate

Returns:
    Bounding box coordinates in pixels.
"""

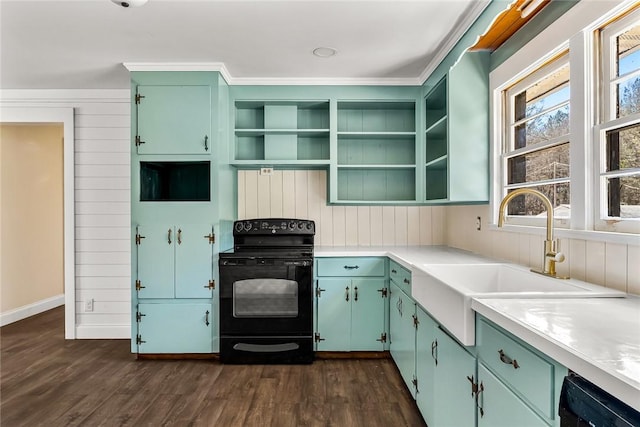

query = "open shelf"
[336,167,416,202]
[233,100,330,161]
[337,101,415,133]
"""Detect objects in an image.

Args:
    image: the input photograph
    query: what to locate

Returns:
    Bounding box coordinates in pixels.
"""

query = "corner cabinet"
[332,101,417,203]
[315,257,388,351]
[424,50,490,203]
[130,71,233,356]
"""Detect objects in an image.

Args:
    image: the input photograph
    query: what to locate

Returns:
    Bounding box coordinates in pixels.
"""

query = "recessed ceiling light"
[313,47,337,58]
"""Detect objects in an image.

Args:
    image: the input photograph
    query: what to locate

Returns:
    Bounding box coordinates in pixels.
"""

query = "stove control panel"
[233,218,315,235]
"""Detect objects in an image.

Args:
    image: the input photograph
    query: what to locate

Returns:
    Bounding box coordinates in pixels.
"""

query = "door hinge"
[135,233,145,245]
[136,334,146,345]
[376,332,387,343]
[412,376,418,392]
[135,279,145,291]
[136,311,146,322]
[203,233,215,244]
[412,314,419,329]
[135,135,145,147]
[377,287,388,298]
[135,93,145,104]
[204,280,215,290]
[314,332,325,343]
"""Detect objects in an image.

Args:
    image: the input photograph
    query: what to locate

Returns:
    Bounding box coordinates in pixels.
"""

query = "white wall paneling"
[0,89,131,338]
[237,169,445,246]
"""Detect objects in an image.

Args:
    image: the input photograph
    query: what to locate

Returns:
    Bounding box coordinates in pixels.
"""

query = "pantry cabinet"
[315,257,388,351]
[135,223,214,299]
[136,303,213,354]
[135,85,211,155]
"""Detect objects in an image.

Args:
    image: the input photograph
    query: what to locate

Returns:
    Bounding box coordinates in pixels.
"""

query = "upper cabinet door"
[136,85,211,155]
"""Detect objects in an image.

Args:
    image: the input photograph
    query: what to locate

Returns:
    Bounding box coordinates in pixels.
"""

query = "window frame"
[490,0,640,244]
[501,53,571,229]
[594,7,640,234]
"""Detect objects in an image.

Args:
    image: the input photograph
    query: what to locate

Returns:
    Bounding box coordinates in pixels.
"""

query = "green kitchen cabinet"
[389,281,417,398]
[424,50,490,203]
[475,317,567,427]
[136,303,213,354]
[135,85,212,155]
[233,100,330,166]
[315,257,388,351]
[135,223,214,299]
[477,363,548,427]
[431,326,477,427]
[332,101,418,203]
[415,306,437,427]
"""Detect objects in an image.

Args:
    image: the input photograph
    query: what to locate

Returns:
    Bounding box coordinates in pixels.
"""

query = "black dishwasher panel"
[559,372,640,427]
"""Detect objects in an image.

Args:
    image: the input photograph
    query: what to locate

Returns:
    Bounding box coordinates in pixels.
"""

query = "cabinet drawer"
[316,257,385,277]
[476,319,555,419]
[389,259,411,296]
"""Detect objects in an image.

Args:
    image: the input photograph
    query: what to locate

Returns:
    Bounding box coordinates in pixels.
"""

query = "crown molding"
[229,77,422,86]
[123,62,233,84]
[417,0,491,85]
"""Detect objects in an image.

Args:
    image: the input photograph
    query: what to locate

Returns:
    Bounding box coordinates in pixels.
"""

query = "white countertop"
[472,297,640,411]
[315,245,640,412]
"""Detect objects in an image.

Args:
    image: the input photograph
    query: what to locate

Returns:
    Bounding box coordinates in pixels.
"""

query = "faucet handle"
[554,252,565,263]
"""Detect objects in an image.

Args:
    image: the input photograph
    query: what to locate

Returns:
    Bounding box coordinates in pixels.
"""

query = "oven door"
[219,257,313,336]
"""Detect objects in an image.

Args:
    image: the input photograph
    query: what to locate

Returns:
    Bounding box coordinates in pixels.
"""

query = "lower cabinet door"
[137,303,213,354]
[389,282,416,398]
[432,327,476,427]
[415,307,437,427]
[316,278,351,351]
[174,223,214,298]
[477,363,548,427]
[350,278,386,351]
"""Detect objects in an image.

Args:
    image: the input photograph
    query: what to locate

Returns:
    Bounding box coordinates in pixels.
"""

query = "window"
[495,1,640,237]
[597,9,640,233]
[502,54,571,225]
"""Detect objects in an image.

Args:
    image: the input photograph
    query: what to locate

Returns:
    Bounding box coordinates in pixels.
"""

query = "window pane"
[606,175,640,218]
[514,64,570,121]
[617,24,640,76]
[506,183,571,218]
[616,75,640,118]
[606,124,640,171]
[508,144,570,185]
[514,104,570,148]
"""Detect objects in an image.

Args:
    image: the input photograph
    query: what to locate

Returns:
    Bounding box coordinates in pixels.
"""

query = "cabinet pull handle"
[431,340,438,365]
[177,228,182,245]
[204,135,209,151]
[498,349,520,369]
[476,381,485,418]
[354,286,358,301]
[345,286,350,302]
[403,278,410,284]
[391,269,397,274]
[398,297,403,316]
[344,265,359,270]
[167,228,172,245]
[205,310,210,326]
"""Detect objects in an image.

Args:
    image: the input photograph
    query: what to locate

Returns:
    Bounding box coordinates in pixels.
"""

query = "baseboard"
[75,324,130,339]
[0,294,65,327]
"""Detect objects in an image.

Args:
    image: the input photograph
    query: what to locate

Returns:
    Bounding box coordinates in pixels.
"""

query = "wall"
[0,124,63,314]
[0,90,131,337]
[444,205,640,295]
[237,169,446,246]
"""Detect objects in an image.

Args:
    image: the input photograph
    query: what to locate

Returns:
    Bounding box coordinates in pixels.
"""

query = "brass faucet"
[497,188,568,279]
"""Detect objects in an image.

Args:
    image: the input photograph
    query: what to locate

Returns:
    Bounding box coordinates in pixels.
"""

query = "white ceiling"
[0,0,490,90]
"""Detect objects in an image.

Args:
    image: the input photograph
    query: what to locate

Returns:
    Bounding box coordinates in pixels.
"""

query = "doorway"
[0,108,75,338]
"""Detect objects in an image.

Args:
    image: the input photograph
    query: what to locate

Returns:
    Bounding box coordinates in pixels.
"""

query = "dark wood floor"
[1,307,426,426]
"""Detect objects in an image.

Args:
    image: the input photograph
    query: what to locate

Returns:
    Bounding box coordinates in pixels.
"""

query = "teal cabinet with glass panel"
[333,101,418,203]
[424,50,490,203]
[232,100,330,166]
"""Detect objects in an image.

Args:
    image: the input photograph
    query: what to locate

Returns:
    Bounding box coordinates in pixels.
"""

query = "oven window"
[233,279,298,318]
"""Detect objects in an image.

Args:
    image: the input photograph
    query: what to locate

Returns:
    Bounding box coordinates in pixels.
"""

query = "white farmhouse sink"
[411,263,625,346]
